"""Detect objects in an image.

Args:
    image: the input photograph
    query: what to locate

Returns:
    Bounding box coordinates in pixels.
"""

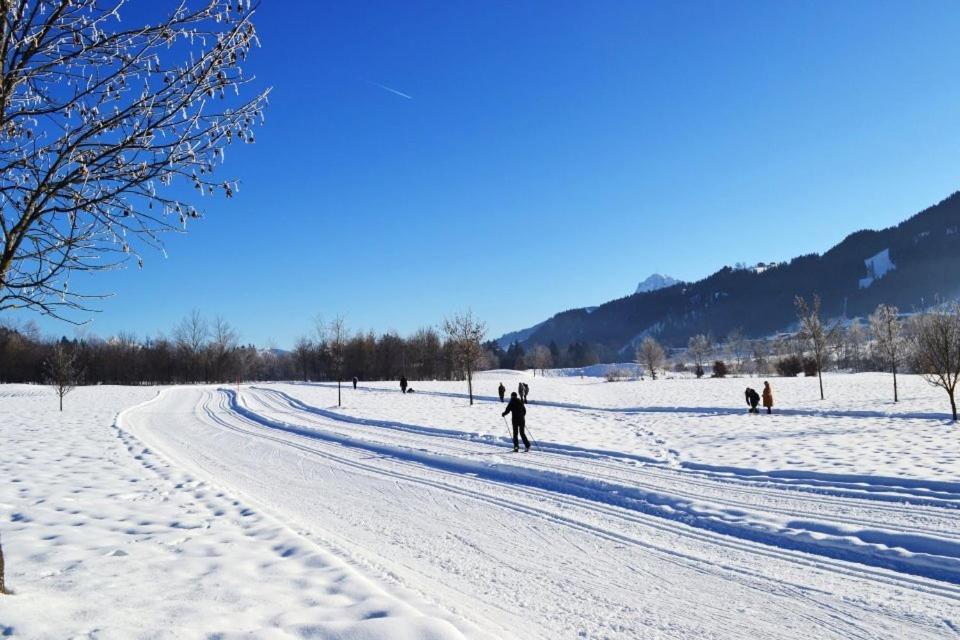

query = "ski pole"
[524,424,542,453]
[502,415,514,448]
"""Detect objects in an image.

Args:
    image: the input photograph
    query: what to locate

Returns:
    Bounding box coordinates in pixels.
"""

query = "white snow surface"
[859,248,896,289]
[0,386,465,639]
[2,372,960,638]
[635,273,680,294]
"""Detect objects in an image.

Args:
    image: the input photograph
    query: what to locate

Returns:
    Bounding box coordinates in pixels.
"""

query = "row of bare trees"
[1,308,493,405]
[794,295,960,419]
[1,313,286,388]
[631,297,960,421]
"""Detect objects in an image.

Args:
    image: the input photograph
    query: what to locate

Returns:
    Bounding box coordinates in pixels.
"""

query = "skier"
[498,382,506,402]
[352,376,358,390]
[745,387,760,414]
[502,391,530,452]
[522,382,530,403]
[400,375,408,394]
[762,381,774,415]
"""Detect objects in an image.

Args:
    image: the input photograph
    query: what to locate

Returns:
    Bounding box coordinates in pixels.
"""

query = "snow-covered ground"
[0,386,465,639]
[2,372,959,638]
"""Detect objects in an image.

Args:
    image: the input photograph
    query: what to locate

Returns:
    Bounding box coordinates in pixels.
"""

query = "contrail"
[369,81,413,100]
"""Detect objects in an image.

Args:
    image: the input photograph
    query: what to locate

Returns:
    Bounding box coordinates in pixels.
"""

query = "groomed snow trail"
[0,385,466,640]
[121,384,960,639]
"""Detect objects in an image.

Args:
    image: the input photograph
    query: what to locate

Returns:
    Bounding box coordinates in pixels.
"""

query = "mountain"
[496,320,547,349]
[636,274,681,294]
[498,191,960,354]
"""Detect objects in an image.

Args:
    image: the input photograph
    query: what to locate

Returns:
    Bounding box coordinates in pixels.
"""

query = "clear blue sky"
[14,0,960,347]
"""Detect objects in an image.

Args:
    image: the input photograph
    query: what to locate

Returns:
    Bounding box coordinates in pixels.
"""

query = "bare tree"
[844,318,867,372]
[725,327,747,374]
[208,316,238,381]
[408,326,441,380]
[528,344,552,377]
[293,335,313,382]
[327,315,348,407]
[794,295,840,400]
[687,334,711,378]
[442,310,486,405]
[173,310,208,382]
[0,1,269,320]
[637,336,665,380]
[869,304,905,402]
[750,339,770,375]
[911,304,960,421]
[45,340,79,411]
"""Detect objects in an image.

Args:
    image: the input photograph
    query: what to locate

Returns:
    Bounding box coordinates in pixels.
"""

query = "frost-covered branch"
[0,0,269,320]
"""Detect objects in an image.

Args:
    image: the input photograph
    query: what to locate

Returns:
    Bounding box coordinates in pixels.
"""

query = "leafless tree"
[794,294,840,400]
[869,304,905,402]
[528,344,552,377]
[173,309,207,382]
[208,315,237,381]
[911,303,960,421]
[0,1,269,321]
[408,326,441,380]
[750,339,770,375]
[293,335,313,382]
[479,348,500,371]
[725,327,747,374]
[637,336,665,380]
[442,309,486,405]
[327,315,348,406]
[687,334,711,378]
[844,318,867,372]
[45,340,79,410]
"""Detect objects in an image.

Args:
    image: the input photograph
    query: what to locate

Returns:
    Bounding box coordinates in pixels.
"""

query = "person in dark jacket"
[745,387,760,414]
[498,382,506,402]
[502,392,530,452]
[352,376,358,390]
[400,376,408,394]
[522,382,530,403]
[762,381,774,414]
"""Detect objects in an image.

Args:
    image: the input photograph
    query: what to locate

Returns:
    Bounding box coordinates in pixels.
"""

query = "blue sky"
[15,0,960,347]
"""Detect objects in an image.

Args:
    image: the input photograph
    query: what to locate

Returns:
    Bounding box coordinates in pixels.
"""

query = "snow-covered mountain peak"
[635,273,680,294]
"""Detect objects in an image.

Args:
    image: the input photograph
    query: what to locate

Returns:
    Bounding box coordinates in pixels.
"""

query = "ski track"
[118,383,960,639]
[304,381,960,502]
[263,386,960,506]
[239,387,960,585]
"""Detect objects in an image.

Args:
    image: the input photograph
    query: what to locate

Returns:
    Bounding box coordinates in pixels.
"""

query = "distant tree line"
[1,312,287,386]
[6,299,960,420]
[0,311,491,388]
[485,339,608,373]
[635,299,960,420]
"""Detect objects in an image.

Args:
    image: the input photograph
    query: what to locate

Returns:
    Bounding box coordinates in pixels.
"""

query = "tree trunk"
[950,389,957,422]
[892,361,898,403]
[59,393,63,412]
[817,365,824,400]
[0,537,6,594]
[467,364,473,406]
[337,379,341,407]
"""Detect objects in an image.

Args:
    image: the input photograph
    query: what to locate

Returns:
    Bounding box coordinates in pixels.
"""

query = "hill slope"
[503,191,960,351]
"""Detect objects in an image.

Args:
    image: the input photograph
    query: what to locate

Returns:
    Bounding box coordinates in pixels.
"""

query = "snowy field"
[1,371,959,638]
